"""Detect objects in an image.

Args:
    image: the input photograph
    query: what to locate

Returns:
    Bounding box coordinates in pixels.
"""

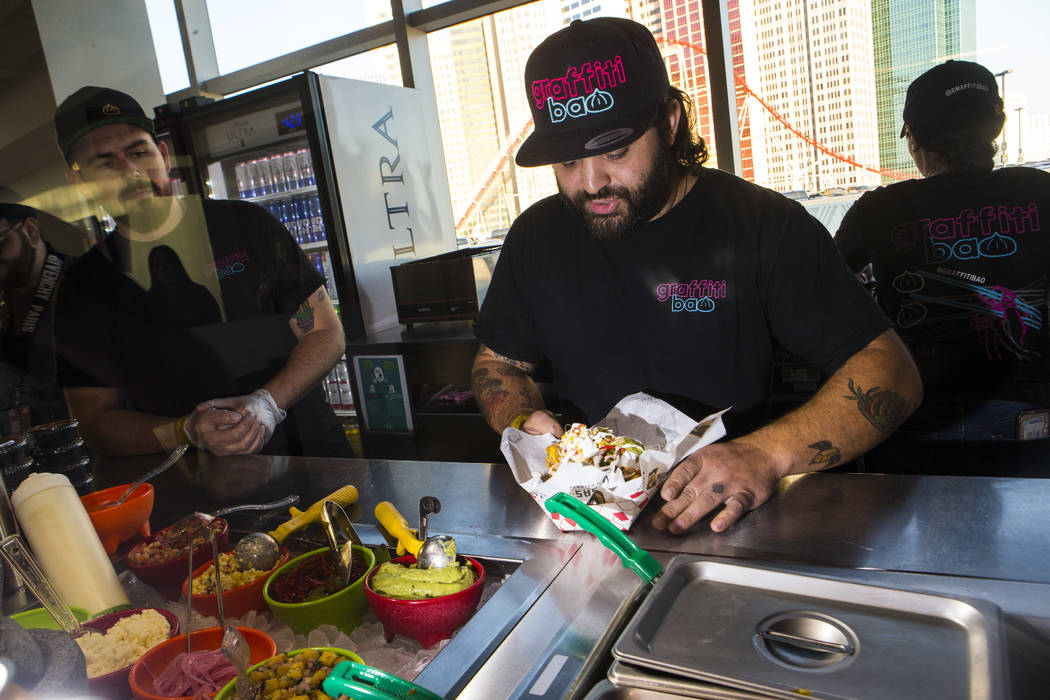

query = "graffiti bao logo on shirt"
[656,279,727,312]
[208,251,249,280]
[531,57,626,124]
[891,203,1039,263]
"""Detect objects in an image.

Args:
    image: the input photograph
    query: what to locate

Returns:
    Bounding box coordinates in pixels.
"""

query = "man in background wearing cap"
[0,195,76,432]
[51,86,352,458]
[472,17,921,533]
[836,60,1050,476]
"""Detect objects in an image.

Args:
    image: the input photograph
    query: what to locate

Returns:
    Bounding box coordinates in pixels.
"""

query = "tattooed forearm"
[843,378,910,432]
[808,440,842,468]
[472,367,509,415]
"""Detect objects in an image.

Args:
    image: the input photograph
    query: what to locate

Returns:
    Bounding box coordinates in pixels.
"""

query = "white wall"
[32,0,165,110]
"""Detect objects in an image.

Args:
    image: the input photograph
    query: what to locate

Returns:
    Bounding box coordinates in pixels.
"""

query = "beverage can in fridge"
[235,161,252,198]
[269,155,287,192]
[282,151,301,189]
[308,193,326,241]
[250,158,272,196]
[295,196,313,242]
[296,148,315,187]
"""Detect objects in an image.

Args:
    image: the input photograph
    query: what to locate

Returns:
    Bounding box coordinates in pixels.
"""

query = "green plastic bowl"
[213,647,364,700]
[11,605,91,630]
[263,546,375,634]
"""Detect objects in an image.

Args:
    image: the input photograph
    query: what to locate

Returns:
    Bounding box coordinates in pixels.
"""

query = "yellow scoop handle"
[374,501,423,556]
[268,485,359,544]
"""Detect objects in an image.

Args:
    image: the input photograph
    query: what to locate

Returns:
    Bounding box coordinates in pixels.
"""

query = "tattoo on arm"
[843,378,909,432]
[478,347,535,374]
[293,298,316,333]
[808,440,842,468]
[472,367,509,416]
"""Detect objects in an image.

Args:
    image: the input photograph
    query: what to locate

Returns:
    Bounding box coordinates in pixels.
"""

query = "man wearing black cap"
[0,196,75,432]
[836,60,1050,476]
[471,17,922,533]
[52,86,352,458]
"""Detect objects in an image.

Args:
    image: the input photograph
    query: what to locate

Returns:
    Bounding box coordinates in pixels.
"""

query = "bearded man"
[471,17,923,533]
[52,86,352,458]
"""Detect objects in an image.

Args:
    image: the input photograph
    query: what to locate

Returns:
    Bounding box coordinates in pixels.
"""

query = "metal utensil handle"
[0,534,81,635]
[210,527,225,629]
[212,494,300,518]
[186,536,194,654]
[419,496,440,541]
[756,628,856,656]
[113,443,189,505]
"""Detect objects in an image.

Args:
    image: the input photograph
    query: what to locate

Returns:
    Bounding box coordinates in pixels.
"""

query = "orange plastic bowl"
[80,606,181,700]
[81,483,155,554]
[364,554,485,648]
[129,626,276,700]
[125,518,230,600]
[181,548,291,619]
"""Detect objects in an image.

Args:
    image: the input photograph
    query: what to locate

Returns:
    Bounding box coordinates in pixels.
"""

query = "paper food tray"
[501,392,728,532]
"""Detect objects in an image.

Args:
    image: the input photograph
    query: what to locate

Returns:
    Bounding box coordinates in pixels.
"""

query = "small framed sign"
[353,354,414,433]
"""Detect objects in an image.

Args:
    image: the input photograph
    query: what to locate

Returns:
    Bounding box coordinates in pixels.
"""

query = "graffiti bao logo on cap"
[532,56,626,125]
[101,103,121,115]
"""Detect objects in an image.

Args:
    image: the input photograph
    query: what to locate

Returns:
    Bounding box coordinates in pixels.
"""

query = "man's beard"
[559,139,677,240]
[117,176,174,232]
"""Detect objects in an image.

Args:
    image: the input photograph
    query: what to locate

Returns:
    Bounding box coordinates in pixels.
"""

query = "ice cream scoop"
[374,499,455,569]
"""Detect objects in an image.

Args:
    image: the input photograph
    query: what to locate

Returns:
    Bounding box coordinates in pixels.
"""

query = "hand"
[651,440,782,534]
[193,389,287,455]
[522,410,563,437]
[183,407,245,454]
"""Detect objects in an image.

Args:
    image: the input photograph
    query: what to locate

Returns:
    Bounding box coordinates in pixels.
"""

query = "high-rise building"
[752,0,880,193]
[872,0,977,181]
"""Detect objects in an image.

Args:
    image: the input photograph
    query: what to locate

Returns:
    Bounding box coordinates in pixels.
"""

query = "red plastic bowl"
[80,607,181,700]
[81,483,155,554]
[125,518,229,600]
[181,548,291,619]
[129,626,276,700]
[364,554,485,648]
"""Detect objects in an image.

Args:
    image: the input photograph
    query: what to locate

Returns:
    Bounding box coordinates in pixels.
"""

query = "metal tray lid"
[611,557,1007,700]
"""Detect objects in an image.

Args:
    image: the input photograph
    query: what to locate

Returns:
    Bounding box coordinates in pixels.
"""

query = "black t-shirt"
[55,197,351,457]
[476,167,890,432]
[835,167,1050,405]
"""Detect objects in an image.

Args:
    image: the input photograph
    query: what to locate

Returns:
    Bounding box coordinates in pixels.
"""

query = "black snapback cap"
[901,60,1003,141]
[516,17,671,167]
[54,86,156,164]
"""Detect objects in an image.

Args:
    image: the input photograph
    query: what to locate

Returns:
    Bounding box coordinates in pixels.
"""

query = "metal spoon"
[232,485,359,571]
[320,501,356,586]
[416,497,456,570]
[0,534,84,636]
[210,526,225,629]
[161,495,301,552]
[220,626,255,700]
[95,443,188,509]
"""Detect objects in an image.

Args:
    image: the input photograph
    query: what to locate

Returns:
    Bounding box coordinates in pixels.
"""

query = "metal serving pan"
[611,557,1006,699]
[545,493,1007,700]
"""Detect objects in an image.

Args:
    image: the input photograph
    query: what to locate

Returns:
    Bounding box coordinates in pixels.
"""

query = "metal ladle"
[220,626,256,700]
[232,484,359,571]
[416,496,456,570]
[95,443,189,509]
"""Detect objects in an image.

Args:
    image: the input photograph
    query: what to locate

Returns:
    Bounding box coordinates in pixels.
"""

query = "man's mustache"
[119,178,162,200]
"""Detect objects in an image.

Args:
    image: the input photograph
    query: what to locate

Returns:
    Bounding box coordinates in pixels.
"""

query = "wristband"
[510,413,532,431]
[175,415,192,445]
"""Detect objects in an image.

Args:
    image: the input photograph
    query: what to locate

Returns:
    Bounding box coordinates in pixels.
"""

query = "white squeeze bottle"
[11,472,129,614]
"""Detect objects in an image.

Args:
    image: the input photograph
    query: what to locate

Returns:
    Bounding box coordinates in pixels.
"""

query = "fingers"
[524,410,562,437]
[711,493,752,533]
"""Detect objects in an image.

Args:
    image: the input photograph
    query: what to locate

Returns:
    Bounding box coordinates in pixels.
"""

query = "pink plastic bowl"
[364,554,485,648]
[125,518,230,600]
[80,606,181,700]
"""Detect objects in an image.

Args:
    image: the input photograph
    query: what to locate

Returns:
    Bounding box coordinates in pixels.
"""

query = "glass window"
[314,45,403,87]
[145,0,189,94]
[205,0,391,75]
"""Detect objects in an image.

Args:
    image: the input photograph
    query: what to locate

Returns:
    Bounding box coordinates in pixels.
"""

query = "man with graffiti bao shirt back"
[471,17,923,533]
[836,60,1050,476]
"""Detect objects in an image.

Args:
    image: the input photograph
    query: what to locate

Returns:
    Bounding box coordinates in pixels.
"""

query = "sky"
[976,0,1050,114]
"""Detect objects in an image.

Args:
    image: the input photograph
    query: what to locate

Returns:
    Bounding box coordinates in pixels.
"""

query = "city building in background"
[872,0,977,181]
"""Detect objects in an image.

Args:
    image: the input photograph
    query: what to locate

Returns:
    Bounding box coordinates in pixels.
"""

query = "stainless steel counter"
[53,455,1050,697]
